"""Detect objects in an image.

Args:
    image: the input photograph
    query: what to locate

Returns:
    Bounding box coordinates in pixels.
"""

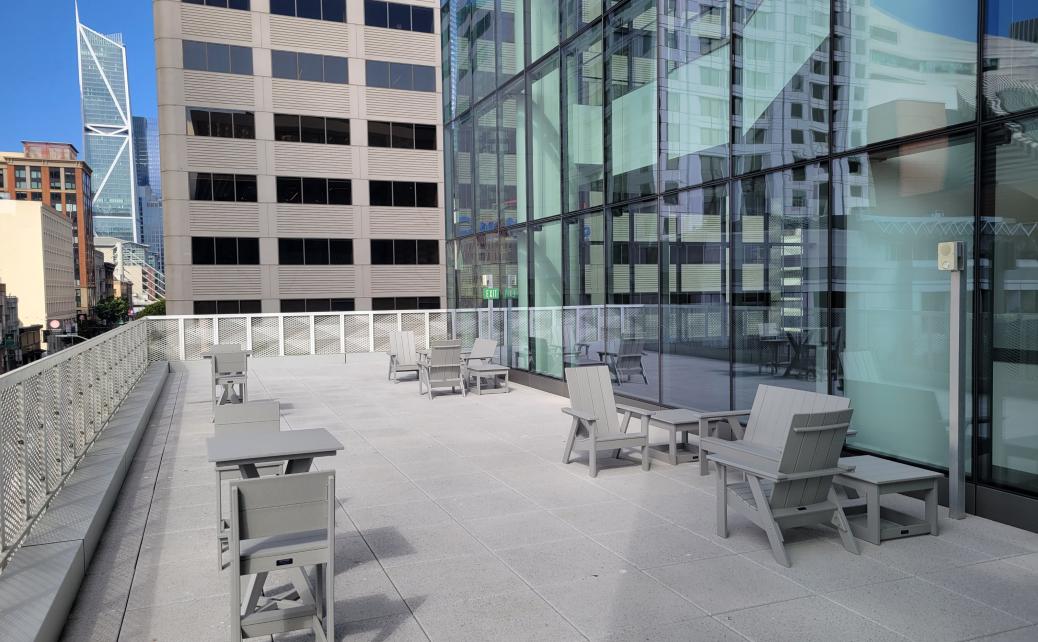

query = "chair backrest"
[214,399,281,434]
[396,331,418,366]
[428,343,461,375]
[209,343,243,354]
[387,330,401,356]
[213,348,248,376]
[564,366,621,435]
[743,385,850,451]
[468,338,497,361]
[615,340,643,367]
[770,408,853,509]
[230,470,334,542]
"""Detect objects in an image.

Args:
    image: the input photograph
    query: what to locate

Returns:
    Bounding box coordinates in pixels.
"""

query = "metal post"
[939,241,967,520]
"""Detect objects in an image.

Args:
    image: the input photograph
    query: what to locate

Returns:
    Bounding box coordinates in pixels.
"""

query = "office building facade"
[442,0,1038,527]
[133,116,167,272]
[155,0,446,315]
[77,8,140,243]
[0,142,97,315]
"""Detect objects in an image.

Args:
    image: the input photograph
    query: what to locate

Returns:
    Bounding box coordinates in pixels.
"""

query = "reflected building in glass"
[442,0,1038,529]
[76,7,139,243]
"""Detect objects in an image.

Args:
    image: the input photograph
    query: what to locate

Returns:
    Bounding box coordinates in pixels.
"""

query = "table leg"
[925,480,939,536]
[866,486,881,545]
[238,463,260,479]
[285,457,314,475]
[668,427,678,466]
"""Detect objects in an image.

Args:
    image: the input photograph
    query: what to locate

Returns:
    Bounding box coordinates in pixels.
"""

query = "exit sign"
[482,287,500,300]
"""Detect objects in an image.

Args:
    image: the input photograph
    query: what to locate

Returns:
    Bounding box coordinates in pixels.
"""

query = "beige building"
[0,201,77,337]
[154,0,445,315]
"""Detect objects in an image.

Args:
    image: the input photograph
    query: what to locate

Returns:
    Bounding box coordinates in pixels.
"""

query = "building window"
[51,196,63,211]
[29,167,42,190]
[183,0,250,10]
[64,170,76,191]
[182,41,253,75]
[364,1,434,34]
[186,108,256,139]
[192,299,262,314]
[273,114,350,145]
[271,51,348,83]
[280,298,355,312]
[369,181,437,207]
[31,192,42,201]
[275,177,352,205]
[190,237,260,265]
[67,194,77,213]
[49,168,62,190]
[370,239,438,265]
[14,166,26,189]
[365,61,435,92]
[277,238,353,264]
[189,173,258,202]
[367,121,436,150]
[372,296,440,311]
[270,0,346,22]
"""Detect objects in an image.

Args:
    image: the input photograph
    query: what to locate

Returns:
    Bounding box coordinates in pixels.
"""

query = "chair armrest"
[701,438,782,464]
[696,409,753,420]
[562,407,597,423]
[615,403,656,418]
[708,454,782,481]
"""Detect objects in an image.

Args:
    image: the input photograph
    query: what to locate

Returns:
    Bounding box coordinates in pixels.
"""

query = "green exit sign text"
[482,287,500,300]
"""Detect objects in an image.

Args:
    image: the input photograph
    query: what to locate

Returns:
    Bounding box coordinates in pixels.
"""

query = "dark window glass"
[233,111,255,138]
[387,2,410,29]
[183,41,206,70]
[275,114,301,142]
[281,299,306,313]
[393,181,416,207]
[415,182,437,207]
[194,301,218,314]
[228,0,250,9]
[412,65,435,92]
[192,237,215,264]
[368,121,392,147]
[372,297,395,311]
[190,173,213,200]
[305,238,329,264]
[299,53,324,82]
[271,50,297,79]
[329,298,354,311]
[418,296,439,310]
[270,0,295,16]
[365,0,388,27]
[394,239,417,264]
[366,60,390,88]
[411,6,433,33]
[277,176,303,203]
[215,300,240,314]
[206,43,231,73]
[306,299,332,312]
[416,240,438,264]
[414,124,436,150]
[185,0,206,5]
[237,238,260,264]
[391,122,415,148]
[297,0,321,19]
[326,118,350,145]
[303,177,328,204]
[300,116,326,143]
[49,168,61,190]
[328,179,352,204]
[322,0,346,22]
[279,238,305,264]
[371,239,394,264]
[389,62,411,89]
[212,173,236,201]
[369,180,393,206]
[214,236,238,264]
[329,239,352,263]
[239,299,261,313]
[210,110,234,137]
[324,56,349,84]
[395,297,418,310]
[235,175,257,202]
[189,109,210,136]
[229,45,252,74]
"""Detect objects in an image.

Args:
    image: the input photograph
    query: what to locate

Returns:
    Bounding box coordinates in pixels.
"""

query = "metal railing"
[0,320,149,570]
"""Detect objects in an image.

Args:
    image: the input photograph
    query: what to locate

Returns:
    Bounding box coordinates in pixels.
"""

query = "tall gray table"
[207,428,343,478]
[647,408,703,465]
[834,455,941,545]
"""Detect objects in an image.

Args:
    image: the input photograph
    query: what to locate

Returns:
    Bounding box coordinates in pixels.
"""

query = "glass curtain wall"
[442,0,1038,507]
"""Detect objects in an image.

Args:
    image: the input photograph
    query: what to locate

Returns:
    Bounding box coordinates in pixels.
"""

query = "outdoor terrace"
[55,350,1038,642]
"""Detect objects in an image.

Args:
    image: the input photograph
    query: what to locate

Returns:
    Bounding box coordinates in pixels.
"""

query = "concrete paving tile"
[386,552,528,601]
[70,563,135,615]
[413,472,508,499]
[859,534,995,575]
[552,500,668,535]
[464,510,583,550]
[118,597,237,642]
[339,480,428,510]
[138,526,218,568]
[742,538,910,592]
[346,499,453,532]
[648,555,811,615]
[539,571,705,639]
[827,577,1030,642]
[126,557,227,609]
[920,560,1038,622]
[1002,552,1038,573]
[595,616,746,641]
[437,488,540,521]
[60,608,122,642]
[718,595,908,642]
[975,626,1038,641]
[273,614,429,642]
[410,588,584,642]
[511,477,620,509]
[497,536,637,587]
[591,524,731,569]
[364,522,484,568]
[144,501,216,534]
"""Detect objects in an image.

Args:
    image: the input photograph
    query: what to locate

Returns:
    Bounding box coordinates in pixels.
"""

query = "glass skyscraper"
[133,116,165,272]
[442,0,1038,527]
[76,6,139,243]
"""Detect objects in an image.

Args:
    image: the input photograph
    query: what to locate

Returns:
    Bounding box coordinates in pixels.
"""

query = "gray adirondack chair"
[710,407,858,567]
[229,470,335,642]
[210,344,249,414]
[697,385,851,476]
[562,365,654,477]
[464,337,498,366]
[213,399,282,569]
[419,342,466,399]
[388,330,421,382]
[610,339,648,384]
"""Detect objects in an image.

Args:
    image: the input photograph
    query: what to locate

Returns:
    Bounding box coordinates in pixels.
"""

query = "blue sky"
[0,0,155,152]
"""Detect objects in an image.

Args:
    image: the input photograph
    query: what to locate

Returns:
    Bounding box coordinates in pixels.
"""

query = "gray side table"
[466,362,510,395]
[834,455,942,545]
[647,408,702,465]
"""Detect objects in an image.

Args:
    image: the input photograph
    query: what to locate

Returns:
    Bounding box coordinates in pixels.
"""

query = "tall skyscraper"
[133,116,165,272]
[155,0,445,315]
[76,3,139,243]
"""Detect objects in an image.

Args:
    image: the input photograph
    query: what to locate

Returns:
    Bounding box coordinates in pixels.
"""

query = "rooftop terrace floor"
[61,353,1038,641]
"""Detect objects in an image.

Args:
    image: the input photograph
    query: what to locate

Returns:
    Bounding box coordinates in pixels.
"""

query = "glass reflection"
[475,99,499,232]
[984,0,1038,117]
[472,0,497,102]
[501,227,530,369]
[499,0,525,81]
[564,212,606,367]
[500,79,528,226]
[530,57,563,219]
[450,115,474,236]
[564,27,605,212]
[531,220,563,376]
